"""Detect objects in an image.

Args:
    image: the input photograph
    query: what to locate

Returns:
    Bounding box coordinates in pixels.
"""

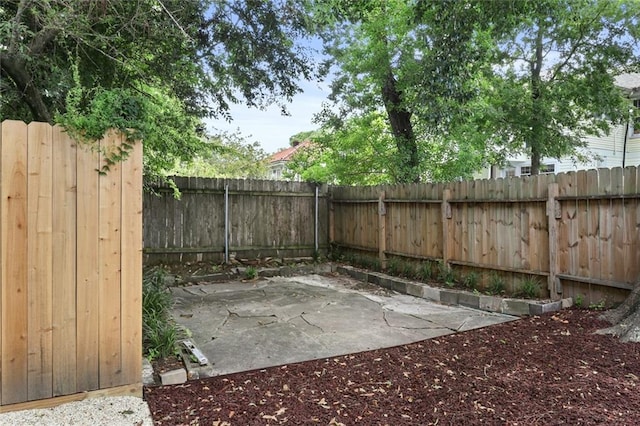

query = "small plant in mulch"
[574,293,585,308]
[486,272,506,295]
[436,260,456,287]
[387,257,403,276]
[245,266,258,280]
[513,276,541,299]
[462,271,480,291]
[143,267,182,361]
[589,299,607,311]
[417,261,433,282]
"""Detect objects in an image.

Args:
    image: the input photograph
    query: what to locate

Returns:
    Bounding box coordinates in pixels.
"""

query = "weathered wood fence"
[144,178,329,264]
[331,167,640,304]
[0,121,142,410]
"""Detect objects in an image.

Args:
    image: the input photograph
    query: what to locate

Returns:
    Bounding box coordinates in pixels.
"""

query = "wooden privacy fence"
[0,121,142,410]
[144,178,329,264]
[331,167,640,304]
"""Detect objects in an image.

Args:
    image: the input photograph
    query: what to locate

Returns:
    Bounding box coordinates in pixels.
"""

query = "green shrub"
[437,261,455,287]
[417,262,433,282]
[402,261,415,278]
[574,294,584,308]
[462,271,480,290]
[245,266,258,279]
[514,277,540,299]
[387,257,402,276]
[486,273,506,295]
[143,268,180,360]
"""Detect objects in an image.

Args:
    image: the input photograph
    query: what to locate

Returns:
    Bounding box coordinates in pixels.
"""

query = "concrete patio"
[169,273,517,376]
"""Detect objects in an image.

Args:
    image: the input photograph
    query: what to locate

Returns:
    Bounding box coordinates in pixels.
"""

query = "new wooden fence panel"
[52,125,78,397]
[0,121,142,407]
[76,140,100,392]
[1,120,29,405]
[27,122,53,401]
[98,132,123,389]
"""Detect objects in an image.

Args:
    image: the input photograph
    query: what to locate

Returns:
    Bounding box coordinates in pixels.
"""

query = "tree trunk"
[1,52,53,123]
[597,282,640,343]
[381,71,420,183]
[528,21,545,176]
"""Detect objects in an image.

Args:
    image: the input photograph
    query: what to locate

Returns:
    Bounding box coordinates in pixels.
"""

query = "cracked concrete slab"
[170,274,516,376]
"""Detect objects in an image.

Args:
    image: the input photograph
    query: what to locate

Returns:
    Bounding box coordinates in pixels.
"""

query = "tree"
[170,131,269,179]
[0,0,317,175]
[475,0,640,175]
[311,0,506,183]
[286,112,398,185]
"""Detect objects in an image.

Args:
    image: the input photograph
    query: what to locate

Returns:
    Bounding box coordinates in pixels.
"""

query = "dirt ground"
[144,309,640,425]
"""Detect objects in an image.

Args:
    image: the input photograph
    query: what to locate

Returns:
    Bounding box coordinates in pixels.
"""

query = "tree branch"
[0,51,52,122]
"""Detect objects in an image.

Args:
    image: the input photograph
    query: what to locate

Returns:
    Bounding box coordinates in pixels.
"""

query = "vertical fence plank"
[121,140,143,386]
[1,120,29,405]
[98,132,123,388]
[52,126,77,397]
[27,122,53,401]
[76,143,100,392]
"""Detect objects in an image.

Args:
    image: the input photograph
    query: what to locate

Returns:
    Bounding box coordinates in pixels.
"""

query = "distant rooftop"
[269,140,311,163]
[615,73,640,96]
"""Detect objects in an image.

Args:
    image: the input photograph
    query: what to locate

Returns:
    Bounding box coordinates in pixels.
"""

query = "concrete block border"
[336,265,572,317]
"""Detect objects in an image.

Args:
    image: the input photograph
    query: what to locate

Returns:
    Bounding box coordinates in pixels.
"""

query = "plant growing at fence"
[387,256,403,276]
[486,273,506,295]
[574,294,584,308]
[462,271,480,290]
[437,260,456,287]
[143,267,181,361]
[417,261,433,282]
[402,261,415,279]
[513,277,541,299]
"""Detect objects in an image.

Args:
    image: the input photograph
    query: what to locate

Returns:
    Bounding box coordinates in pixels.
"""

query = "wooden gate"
[0,120,142,410]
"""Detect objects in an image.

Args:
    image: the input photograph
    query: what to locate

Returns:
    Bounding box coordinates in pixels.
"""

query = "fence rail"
[0,120,142,409]
[330,167,640,305]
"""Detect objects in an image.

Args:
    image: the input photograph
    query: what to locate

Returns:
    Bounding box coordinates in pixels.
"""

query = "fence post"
[547,182,562,300]
[224,183,229,264]
[441,188,452,269]
[378,191,386,269]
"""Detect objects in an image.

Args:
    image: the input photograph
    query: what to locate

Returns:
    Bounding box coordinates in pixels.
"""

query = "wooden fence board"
[121,138,143,386]
[98,132,123,389]
[1,120,29,405]
[52,126,77,397]
[27,122,53,401]
[76,144,100,392]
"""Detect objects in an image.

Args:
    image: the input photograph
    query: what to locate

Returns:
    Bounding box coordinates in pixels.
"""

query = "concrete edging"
[336,265,573,317]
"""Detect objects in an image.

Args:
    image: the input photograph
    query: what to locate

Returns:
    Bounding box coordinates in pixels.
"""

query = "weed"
[143,267,180,361]
[402,262,415,278]
[589,299,606,310]
[245,266,258,280]
[437,261,455,286]
[312,250,321,263]
[574,294,584,308]
[387,257,402,276]
[462,271,480,290]
[486,273,506,295]
[417,262,433,282]
[514,277,541,299]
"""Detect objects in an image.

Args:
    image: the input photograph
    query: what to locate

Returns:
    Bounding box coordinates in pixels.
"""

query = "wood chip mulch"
[144,309,640,425]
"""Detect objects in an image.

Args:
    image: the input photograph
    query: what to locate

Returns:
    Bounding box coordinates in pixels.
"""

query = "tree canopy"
[1,0,317,176]
[306,0,640,182]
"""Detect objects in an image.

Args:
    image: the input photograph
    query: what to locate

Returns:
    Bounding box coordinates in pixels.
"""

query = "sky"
[205,78,330,155]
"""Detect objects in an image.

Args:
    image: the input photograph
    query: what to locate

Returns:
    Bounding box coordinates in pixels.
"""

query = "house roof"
[615,73,640,97]
[269,140,311,163]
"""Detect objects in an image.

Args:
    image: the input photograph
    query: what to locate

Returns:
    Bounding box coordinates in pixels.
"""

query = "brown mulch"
[144,309,640,425]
